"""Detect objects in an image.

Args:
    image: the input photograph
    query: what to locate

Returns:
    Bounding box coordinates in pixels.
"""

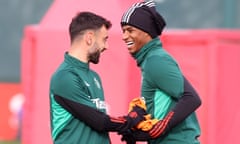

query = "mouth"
[126,41,134,48]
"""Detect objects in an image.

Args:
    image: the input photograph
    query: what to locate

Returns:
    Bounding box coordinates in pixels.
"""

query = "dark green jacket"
[49,53,110,144]
[133,38,201,144]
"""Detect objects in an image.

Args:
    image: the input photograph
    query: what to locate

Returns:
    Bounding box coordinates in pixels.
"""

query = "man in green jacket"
[49,11,146,144]
[119,1,202,144]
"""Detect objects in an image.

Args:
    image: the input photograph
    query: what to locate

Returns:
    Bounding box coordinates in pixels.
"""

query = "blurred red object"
[0,83,21,141]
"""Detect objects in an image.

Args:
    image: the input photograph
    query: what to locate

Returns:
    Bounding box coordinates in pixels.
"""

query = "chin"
[91,61,99,64]
[128,50,136,55]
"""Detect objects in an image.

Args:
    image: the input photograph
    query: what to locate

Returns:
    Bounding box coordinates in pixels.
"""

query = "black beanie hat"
[121,0,166,38]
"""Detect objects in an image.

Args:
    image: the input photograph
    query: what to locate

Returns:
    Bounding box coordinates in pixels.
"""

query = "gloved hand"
[118,105,147,134]
[128,97,147,112]
[121,111,174,142]
[127,105,147,125]
[104,99,147,134]
[127,97,158,131]
[121,129,150,144]
[136,116,159,131]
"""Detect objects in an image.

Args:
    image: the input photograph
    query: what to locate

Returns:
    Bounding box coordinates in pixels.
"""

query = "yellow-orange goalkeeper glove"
[128,97,159,131]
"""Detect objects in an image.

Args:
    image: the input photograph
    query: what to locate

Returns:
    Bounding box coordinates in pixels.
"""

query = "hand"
[128,97,147,112]
[121,129,151,143]
[127,105,147,126]
[118,106,147,134]
[121,111,174,142]
[121,131,136,144]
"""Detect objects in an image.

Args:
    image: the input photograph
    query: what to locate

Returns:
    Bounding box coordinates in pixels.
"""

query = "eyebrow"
[124,26,134,31]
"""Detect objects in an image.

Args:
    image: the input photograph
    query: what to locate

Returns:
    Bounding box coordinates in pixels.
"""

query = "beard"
[88,50,101,64]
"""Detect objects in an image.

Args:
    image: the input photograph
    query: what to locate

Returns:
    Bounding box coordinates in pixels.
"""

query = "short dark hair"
[69,11,112,42]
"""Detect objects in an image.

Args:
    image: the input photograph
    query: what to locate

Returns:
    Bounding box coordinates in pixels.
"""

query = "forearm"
[168,76,201,129]
[126,76,202,141]
[151,76,202,136]
[54,95,126,132]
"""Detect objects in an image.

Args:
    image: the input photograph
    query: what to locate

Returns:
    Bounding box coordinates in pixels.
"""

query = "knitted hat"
[121,1,166,38]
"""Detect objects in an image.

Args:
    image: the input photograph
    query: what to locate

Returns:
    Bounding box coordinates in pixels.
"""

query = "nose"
[101,43,108,52]
[122,31,128,41]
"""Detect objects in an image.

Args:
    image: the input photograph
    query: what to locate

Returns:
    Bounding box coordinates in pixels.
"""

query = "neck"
[68,44,88,63]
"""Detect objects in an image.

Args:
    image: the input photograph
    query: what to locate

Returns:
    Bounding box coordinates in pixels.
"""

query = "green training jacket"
[132,38,201,144]
[49,53,110,144]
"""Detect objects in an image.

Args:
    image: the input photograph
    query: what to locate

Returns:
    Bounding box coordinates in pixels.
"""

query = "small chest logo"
[84,81,90,87]
[94,77,101,89]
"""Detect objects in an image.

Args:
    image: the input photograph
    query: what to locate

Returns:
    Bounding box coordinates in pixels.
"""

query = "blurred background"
[0,0,239,144]
[0,1,52,143]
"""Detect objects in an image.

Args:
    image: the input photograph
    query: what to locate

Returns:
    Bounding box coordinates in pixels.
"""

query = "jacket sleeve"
[167,76,202,129]
[54,95,138,133]
[144,55,183,98]
[144,55,201,130]
[54,95,107,131]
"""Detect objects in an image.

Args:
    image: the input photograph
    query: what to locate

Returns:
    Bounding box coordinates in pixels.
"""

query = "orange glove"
[128,97,147,112]
[128,97,159,131]
[136,116,159,131]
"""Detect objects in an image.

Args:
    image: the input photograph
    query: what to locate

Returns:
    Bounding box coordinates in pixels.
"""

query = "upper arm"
[54,95,107,132]
[51,70,95,107]
[144,55,184,98]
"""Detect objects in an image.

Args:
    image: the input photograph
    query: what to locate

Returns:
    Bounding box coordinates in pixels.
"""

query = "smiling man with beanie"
[119,1,202,144]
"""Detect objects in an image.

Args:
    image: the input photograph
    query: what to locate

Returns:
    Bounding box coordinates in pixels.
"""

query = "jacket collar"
[132,37,162,66]
[64,52,89,70]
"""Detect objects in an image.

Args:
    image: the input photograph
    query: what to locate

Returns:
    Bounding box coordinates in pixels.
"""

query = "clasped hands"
[119,97,173,144]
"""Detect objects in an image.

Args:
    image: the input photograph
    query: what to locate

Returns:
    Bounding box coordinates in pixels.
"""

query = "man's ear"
[85,31,94,45]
